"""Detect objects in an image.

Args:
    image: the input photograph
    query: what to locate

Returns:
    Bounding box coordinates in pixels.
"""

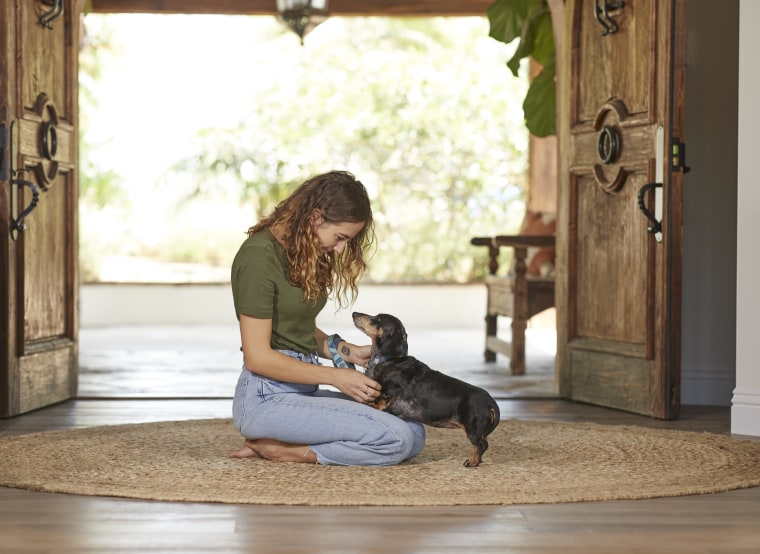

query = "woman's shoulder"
[238,228,277,251]
[234,229,282,265]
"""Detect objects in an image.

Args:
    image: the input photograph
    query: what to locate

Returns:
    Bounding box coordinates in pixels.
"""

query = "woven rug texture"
[1,418,759,506]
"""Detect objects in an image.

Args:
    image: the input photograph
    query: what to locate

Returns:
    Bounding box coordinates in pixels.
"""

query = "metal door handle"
[11,176,40,234]
[6,121,41,238]
[637,126,666,243]
[638,182,662,236]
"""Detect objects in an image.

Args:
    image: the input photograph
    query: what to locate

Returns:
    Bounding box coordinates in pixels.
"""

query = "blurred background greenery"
[78,14,530,283]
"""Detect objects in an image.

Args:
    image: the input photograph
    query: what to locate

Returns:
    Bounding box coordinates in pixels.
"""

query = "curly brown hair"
[247,171,375,307]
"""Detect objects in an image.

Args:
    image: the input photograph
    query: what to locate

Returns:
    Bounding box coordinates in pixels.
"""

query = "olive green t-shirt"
[231,229,327,355]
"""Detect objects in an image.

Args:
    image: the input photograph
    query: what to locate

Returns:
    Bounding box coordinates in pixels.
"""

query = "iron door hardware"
[597,125,620,164]
[11,174,40,234]
[594,0,625,36]
[6,121,41,238]
[636,126,665,242]
[39,0,64,29]
[638,182,663,236]
[671,138,691,173]
[640,137,689,240]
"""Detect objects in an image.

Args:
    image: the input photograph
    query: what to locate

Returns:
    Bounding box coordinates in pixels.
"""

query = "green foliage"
[78,17,132,280]
[78,18,129,209]
[487,0,556,137]
[79,15,531,283]
[158,17,530,282]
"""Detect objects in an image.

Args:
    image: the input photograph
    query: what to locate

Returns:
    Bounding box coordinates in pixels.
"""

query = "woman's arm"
[240,315,378,400]
[315,327,371,368]
[240,315,328,383]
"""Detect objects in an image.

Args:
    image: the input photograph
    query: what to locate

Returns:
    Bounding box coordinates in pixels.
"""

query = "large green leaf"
[487,0,536,45]
[523,53,556,137]
[505,1,550,75]
[487,0,556,136]
[526,6,554,66]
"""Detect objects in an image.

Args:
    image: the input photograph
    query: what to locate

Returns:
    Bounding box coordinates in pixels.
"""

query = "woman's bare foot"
[229,441,263,459]
[231,438,317,463]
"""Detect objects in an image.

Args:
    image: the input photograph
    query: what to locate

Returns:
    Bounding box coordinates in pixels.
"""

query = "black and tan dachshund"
[352,312,500,467]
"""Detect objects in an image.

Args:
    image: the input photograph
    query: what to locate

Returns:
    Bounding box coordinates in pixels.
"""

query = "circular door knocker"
[40,120,58,160]
[32,92,61,188]
[597,125,620,165]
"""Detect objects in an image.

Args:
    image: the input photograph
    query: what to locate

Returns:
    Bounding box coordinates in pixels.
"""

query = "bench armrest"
[470,235,555,276]
[471,235,555,248]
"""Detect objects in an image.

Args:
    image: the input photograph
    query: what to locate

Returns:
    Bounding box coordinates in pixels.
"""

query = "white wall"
[732,0,760,436]
[80,283,488,330]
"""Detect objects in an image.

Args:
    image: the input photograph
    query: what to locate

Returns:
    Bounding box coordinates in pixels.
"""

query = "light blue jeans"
[232,350,426,466]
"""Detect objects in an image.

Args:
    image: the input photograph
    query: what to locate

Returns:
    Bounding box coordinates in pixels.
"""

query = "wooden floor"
[1,329,759,553]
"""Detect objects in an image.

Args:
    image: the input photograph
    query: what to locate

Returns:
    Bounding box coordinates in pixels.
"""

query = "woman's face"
[314,219,365,254]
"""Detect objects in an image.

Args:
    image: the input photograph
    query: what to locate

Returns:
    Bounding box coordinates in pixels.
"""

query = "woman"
[229,170,425,466]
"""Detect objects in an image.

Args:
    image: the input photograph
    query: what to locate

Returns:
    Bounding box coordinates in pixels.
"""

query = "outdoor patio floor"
[78,324,558,400]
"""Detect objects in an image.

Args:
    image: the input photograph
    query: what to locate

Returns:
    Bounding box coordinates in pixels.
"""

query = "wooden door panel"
[21,5,71,106]
[18,347,75,414]
[558,0,685,419]
[22,169,74,341]
[576,1,657,121]
[569,349,650,414]
[1,0,80,417]
[573,171,650,344]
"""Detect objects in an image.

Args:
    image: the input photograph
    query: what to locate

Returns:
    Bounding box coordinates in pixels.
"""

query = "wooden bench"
[470,235,555,375]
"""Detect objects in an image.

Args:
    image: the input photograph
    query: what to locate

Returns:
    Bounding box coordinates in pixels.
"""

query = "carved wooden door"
[556,0,686,418]
[0,0,81,416]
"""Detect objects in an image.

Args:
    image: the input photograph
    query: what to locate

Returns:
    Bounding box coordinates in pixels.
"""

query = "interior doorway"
[77,13,558,400]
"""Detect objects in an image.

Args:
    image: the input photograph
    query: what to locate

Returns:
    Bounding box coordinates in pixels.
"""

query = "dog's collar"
[368,354,392,369]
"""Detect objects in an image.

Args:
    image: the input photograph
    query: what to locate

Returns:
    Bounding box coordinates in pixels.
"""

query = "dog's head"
[352,312,408,365]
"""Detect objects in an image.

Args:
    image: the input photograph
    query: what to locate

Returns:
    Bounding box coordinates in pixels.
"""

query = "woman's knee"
[382,420,426,464]
[407,421,426,458]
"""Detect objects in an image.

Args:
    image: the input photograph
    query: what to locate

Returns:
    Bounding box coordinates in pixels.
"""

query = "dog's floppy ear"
[375,314,408,357]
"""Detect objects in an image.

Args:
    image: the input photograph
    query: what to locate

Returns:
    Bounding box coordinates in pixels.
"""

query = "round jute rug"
[1,418,759,506]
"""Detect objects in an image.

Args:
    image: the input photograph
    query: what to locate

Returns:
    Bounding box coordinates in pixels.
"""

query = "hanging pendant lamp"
[276,0,329,44]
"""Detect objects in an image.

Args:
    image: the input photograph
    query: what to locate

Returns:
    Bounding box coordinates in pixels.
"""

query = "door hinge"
[0,123,8,181]
[671,138,691,173]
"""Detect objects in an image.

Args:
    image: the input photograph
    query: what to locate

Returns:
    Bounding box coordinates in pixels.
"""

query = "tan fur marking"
[465,443,481,468]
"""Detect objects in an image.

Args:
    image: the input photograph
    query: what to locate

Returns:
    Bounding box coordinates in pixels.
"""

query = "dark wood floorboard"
[1,326,758,553]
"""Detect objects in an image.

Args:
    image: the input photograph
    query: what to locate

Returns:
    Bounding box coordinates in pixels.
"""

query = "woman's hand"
[330,367,381,404]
